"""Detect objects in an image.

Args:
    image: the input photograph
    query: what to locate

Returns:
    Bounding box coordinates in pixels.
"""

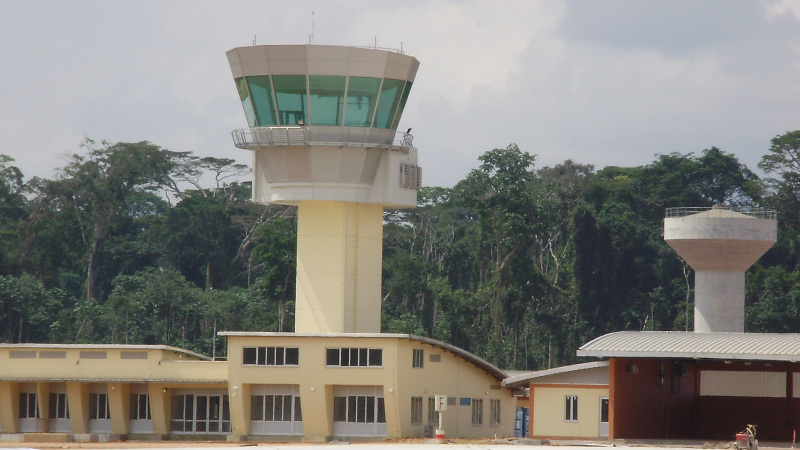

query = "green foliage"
[1,132,798,371]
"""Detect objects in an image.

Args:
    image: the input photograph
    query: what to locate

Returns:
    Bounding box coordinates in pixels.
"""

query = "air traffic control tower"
[664,205,777,332]
[227,45,421,334]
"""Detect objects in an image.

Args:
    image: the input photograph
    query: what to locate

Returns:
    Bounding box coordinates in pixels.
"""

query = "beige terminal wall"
[531,385,608,439]
[224,333,517,440]
[0,345,226,436]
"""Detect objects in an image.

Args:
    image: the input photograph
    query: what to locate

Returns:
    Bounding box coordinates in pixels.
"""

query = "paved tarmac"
[0,443,733,450]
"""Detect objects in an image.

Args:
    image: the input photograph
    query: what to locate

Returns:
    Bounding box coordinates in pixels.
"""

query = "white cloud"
[764,0,800,21]
[345,0,566,110]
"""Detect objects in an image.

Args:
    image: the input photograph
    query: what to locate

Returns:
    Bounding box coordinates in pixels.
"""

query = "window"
[250,395,302,422]
[130,393,151,420]
[412,349,424,368]
[309,75,346,126]
[242,347,299,366]
[89,393,110,420]
[170,394,230,433]
[411,397,423,424]
[121,351,148,360]
[49,393,69,419]
[427,397,438,425]
[471,399,483,425]
[272,75,307,125]
[344,77,381,127]
[490,399,501,426]
[18,392,38,418]
[247,76,278,126]
[333,396,385,423]
[374,79,405,129]
[325,348,382,367]
[565,396,578,422]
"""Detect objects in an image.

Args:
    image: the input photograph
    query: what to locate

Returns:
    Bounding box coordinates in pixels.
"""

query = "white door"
[599,398,609,439]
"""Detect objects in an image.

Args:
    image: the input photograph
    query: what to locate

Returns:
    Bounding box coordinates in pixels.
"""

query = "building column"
[382,384,400,438]
[609,358,619,440]
[36,382,51,432]
[148,384,170,437]
[66,382,89,434]
[108,382,129,435]
[298,383,332,441]
[228,383,250,439]
[528,385,535,438]
[0,382,20,433]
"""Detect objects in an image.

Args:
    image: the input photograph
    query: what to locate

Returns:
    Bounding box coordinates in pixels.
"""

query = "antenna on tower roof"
[312,11,315,44]
[253,35,257,46]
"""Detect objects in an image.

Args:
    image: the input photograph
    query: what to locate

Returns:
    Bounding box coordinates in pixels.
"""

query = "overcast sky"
[2,0,800,187]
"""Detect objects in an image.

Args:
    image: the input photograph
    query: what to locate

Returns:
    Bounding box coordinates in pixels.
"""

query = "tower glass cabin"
[227,45,421,334]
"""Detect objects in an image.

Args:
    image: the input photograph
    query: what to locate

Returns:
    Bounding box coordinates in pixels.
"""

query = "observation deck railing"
[665,206,777,220]
[232,126,412,154]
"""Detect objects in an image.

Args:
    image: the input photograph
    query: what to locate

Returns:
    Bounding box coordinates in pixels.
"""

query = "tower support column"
[694,271,744,333]
[295,201,384,333]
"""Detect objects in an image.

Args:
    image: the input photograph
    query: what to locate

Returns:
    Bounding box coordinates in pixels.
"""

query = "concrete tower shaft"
[664,206,776,333]
[227,45,421,334]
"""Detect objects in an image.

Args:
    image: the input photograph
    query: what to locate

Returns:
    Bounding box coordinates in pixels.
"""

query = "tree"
[0,274,70,343]
[760,130,800,227]
[49,140,178,301]
[0,155,27,274]
[105,268,203,348]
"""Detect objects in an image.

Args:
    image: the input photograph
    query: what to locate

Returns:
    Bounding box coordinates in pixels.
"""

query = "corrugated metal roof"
[502,361,608,387]
[577,331,800,362]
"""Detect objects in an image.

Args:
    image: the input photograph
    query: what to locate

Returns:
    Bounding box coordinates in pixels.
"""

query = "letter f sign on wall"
[435,395,447,411]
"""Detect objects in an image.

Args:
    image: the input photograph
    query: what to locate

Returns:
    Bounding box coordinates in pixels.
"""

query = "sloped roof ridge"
[577,331,800,361]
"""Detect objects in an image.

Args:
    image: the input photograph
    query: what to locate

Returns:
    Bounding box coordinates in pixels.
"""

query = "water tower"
[227,45,421,333]
[664,205,777,332]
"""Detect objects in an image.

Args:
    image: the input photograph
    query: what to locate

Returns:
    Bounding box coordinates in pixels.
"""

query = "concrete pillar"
[694,271,745,332]
[147,384,170,436]
[66,382,89,434]
[0,382,20,433]
[107,382,129,435]
[382,384,400,438]
[227,383,250,439]
[295,201,384,333]
[36,382,51,432]
[298,383,332,441]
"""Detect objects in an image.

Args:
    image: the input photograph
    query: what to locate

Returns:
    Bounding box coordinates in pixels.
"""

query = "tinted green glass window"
[345,77,380,127]
[374,79,405,129]
[309,75,345,126]
[272,75,307,125]
[235,77,257,127]
[247,76,277,126]
[391,81,413,130]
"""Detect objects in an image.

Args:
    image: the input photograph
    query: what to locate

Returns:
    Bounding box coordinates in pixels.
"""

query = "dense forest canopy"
[2,133,800,370]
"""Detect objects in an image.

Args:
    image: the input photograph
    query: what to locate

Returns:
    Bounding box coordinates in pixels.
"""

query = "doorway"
[600,398,609,439]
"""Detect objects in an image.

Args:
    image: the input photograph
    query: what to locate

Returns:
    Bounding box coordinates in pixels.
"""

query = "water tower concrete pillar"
[664,206,776,333]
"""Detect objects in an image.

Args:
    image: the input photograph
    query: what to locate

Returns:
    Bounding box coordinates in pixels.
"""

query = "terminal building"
[0,44,520,443]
